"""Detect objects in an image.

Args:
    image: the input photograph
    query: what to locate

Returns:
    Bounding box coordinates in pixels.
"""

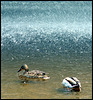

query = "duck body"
[62,77,81,92]
[18,64,50,82]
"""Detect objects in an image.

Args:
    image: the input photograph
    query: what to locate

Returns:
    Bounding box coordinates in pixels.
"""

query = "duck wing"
[62,77,78,88]
[65,77,77,85]
[23,70,46,78]
[29,70,46,75]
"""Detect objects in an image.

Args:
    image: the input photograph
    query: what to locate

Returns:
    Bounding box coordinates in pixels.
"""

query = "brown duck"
[17,64,50,82]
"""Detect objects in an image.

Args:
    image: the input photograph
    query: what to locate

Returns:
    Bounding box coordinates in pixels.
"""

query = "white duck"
[17,64,50,82]
[62,77,81,92]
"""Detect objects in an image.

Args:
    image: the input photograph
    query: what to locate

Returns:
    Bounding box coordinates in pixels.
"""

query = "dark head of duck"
[18,64,29,72]
[72,84,81,92]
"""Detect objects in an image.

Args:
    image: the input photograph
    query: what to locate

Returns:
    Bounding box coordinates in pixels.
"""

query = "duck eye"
[21,66,24,69]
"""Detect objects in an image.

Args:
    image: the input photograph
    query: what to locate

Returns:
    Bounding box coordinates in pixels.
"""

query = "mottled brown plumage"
[17,64,50,82]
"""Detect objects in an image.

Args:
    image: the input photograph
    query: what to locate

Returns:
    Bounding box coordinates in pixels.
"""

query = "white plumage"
[62,77,81,92]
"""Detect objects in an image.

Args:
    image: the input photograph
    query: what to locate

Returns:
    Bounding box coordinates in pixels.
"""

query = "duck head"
[18,64,29,72]
[72,84,81,92]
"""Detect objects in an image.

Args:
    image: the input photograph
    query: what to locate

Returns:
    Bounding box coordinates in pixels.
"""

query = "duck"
[17,64,50,82]
[62,77,81,92]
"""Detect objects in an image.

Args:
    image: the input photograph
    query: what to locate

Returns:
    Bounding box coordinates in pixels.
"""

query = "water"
[1,1,92,99]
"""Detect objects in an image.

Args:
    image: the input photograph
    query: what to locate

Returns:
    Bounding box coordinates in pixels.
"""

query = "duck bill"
[18,68,22,72]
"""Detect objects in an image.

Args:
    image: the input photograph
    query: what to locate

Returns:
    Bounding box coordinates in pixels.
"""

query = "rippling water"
[1,1,92,99]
